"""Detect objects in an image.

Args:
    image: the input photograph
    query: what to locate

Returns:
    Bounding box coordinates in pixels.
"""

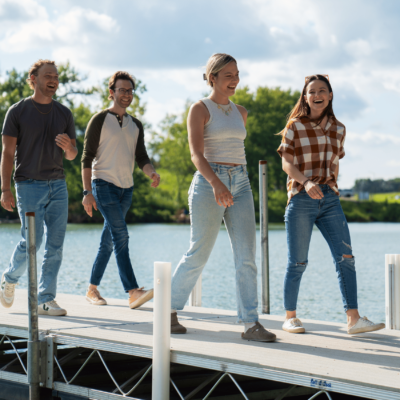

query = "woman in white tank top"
[170,54,276,342]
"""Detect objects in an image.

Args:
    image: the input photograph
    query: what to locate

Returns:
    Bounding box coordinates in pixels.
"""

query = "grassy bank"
[370,192,400,203]
[341,199,400,222]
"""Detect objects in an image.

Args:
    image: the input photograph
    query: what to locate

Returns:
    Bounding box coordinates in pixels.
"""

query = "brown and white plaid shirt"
[277,116,346,203]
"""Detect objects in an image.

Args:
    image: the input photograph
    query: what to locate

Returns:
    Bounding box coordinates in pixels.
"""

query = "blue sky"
[1,0,399,188]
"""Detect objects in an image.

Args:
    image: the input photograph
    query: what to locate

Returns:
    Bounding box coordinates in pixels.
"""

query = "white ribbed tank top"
[201,98,247,165]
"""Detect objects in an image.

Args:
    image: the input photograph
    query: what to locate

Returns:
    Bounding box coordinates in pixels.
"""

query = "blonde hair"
[26,59,57,90]
[203,53,237,87]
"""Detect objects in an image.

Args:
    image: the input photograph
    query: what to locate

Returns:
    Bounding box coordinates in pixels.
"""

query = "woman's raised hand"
[212,180,234,207]
[304,180,324,199]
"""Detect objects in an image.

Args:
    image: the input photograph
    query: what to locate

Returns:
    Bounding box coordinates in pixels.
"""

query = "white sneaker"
[38,300,67,316]
[282,318,305,333]
[0,272,17,308]
[347,316,385,335]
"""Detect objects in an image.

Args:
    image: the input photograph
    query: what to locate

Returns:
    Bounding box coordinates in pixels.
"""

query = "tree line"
[0,63,299,223]
[2,63,400,224]
[354,178,400,194]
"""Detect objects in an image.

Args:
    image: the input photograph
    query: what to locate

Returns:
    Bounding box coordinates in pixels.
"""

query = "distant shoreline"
[0,218,20,224]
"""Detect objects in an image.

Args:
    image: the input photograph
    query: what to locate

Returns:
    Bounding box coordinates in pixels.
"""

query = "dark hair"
[108,71,136,100]
[280,74,335,134]
[26,59,57,90]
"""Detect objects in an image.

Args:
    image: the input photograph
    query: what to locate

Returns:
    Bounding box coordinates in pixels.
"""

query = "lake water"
[1,222,398,325]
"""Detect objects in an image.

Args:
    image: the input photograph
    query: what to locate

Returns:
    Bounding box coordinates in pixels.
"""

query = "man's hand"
[150,172,160,188]
[82,194,97,217]
[55,133,74,151]
[1,190,15,212]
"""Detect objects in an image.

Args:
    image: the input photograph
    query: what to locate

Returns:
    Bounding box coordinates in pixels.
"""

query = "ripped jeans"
[283,185,358,312]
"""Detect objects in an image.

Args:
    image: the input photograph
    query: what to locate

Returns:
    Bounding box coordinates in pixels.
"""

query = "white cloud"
[0,4,118,54]
[345,39,372,58]
[145,96,187,130]
[0,0,47,21]
[386,160,400,167]
[347,131,400,145]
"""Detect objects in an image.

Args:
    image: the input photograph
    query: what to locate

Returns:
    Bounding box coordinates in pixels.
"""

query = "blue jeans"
[171,163,258,323]
[90,179,138,292]
[4,179,68,305]
[284,184,358,312]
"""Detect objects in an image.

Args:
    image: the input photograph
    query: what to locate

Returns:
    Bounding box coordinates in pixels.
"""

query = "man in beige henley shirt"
[81,71,160,309]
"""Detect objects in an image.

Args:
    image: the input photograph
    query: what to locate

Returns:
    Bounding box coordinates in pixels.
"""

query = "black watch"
[83,190,92,196]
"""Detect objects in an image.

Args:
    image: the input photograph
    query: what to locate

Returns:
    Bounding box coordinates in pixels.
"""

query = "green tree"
[150,103,196,206]
[231,86,299,193]
[230,86,299,221]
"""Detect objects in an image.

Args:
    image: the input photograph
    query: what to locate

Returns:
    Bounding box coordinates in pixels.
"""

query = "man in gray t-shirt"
[0,59,77,316]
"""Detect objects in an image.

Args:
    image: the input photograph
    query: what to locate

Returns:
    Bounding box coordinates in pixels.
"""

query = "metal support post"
[385,254,400,330]
[152,262,171,400]
[259,161,270,314]
[189,276,202,307]
[26,212,40,400]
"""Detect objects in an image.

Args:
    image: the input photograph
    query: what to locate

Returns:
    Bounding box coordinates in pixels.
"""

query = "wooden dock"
[1,289,399,400]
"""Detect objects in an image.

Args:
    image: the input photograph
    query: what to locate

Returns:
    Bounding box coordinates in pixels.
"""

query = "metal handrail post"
[259,161,270,314]
[26,212,40,400]
[189,276,202,307]
[152,262,171,400]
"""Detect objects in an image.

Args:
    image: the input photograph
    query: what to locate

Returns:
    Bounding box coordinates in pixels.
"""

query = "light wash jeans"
[283,184,358,312]
[171,163,258,323]
[90,179,138,292]
[4,179,68,305]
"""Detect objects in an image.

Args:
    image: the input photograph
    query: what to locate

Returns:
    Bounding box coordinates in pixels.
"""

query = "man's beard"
[37,82,57,98]
[116,97,131,110]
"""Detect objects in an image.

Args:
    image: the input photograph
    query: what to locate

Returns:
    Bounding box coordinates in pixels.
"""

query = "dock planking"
[1,289,399,399]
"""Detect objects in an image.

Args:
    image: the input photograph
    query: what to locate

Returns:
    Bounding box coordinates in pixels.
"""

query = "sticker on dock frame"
[310,379,332,389]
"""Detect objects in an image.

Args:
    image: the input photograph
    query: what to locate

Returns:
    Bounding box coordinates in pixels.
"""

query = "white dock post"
[152,262,171,400]
[385,254,400,330]
[26,212,40,400]
[189,275,202,307]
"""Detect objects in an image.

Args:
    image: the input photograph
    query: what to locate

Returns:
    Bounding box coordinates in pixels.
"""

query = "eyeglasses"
[114,88,135,96]
[305,74,329,82]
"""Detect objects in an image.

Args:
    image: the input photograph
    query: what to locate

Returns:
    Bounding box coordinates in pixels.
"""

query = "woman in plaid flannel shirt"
[277,74,385,335]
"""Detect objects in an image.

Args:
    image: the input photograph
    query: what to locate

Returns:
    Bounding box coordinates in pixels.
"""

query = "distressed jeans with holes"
[171,163,258,323]
[283,184,358,312]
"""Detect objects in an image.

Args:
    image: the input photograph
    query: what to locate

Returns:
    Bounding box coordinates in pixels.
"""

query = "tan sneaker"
[171,312,187,334]
[347,316,385,335]
[0,272,17,309]
[282,318,306,333]
[86,288,107,305]
[128,287,154,309]
[241,321,276,342]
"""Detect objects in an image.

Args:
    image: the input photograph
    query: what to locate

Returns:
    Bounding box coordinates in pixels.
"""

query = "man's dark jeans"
[90,179,139,292]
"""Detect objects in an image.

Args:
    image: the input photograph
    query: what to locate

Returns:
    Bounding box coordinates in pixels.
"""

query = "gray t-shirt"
[1,97,76,182]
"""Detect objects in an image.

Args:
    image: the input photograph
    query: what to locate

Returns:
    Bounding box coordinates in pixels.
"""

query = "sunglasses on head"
[305,74,329,83]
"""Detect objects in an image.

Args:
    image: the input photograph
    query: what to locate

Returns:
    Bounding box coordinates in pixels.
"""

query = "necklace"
[217,103,232,116]
[31,97,53,115]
